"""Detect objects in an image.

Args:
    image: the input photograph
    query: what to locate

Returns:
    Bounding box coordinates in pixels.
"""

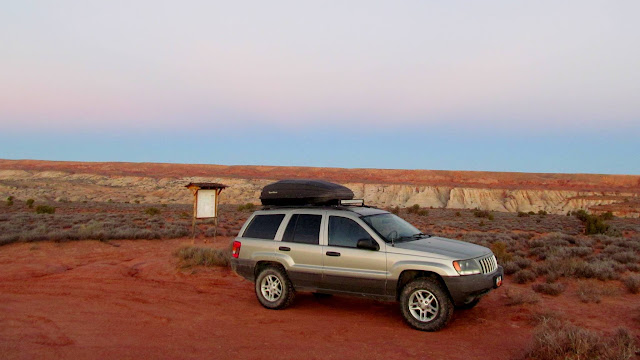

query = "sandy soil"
[1,238,638,360]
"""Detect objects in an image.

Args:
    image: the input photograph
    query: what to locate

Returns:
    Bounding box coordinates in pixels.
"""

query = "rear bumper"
[230,258,256,282]
[443,266,504,306]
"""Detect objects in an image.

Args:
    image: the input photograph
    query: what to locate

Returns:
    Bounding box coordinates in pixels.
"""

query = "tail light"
[232,241,241,258]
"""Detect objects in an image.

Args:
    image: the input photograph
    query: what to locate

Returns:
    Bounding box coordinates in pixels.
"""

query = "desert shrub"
[505,288,540,306]
[537,210,547,216]
[455,211,461,217]
[600,211,614,220]
[175,245,231,268]
[514,256,532,269]
[144,207,161,216]
[35,205,55,214]
[525,319,638,360]
[627,263,640,272]
[503,261,520,275]
[237,203,256,212]
[514,269,537,284]
[623,274,640,294]
[574,260,621,281]
[473,209,490,218]
[529,310,564,325]
[6,196,14,206]
[390,206,400,215]
[490,241,513,263]
[574,210,612,235]
[532,282,566,296]
[26,199,35,208]
[575,280,620,303]
[611,251,639,264]
[518,211,530,217]
[585,216,610,235]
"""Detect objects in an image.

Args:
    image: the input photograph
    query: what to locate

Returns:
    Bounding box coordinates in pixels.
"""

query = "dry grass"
[575,280,621,303]
[174,245,231,268]
[531,282,566,296]
[524,319,638,360]
[504,288,540,306]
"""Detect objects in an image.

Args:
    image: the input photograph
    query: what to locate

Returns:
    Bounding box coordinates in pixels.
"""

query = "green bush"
[573,210,612,235]
[35,205,55,214]
[585,215,610,235]
[517,211,530,217]
[144,207,161,216]
[600,211,614,220]
[491,241,513,263]
[6,196,13,206]
[237,203,256,212]
[455,211,461,217]
[407,204,428,216]
[26,199,35,208]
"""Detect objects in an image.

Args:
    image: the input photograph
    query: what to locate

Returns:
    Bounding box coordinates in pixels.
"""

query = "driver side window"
[328,216,373,248]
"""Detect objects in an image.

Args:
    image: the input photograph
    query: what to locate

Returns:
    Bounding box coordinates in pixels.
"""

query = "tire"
[255,266,295,310]
[399,278,453,331]
[457,298,480,310]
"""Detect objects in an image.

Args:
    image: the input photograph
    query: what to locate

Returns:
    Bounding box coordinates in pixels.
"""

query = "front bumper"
[443,265,504,306]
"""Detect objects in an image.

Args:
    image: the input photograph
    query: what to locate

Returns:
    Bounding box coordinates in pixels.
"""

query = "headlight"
[453,259,481,275]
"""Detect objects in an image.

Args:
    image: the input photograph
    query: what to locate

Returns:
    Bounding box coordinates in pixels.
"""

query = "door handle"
[279,246,291,251]
[326,251,341,257]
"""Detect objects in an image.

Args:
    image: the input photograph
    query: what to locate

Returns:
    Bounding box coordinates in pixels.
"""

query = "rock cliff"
[1,169,638,217]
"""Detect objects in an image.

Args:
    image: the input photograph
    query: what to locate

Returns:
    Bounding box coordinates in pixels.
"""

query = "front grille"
[478,254,498,274]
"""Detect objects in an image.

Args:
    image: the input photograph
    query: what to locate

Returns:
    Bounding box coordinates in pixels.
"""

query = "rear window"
[243,214,285,240]
[282,214,322,245]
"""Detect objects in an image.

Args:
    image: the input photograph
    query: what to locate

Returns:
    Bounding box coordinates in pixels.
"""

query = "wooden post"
[189,186,198,244]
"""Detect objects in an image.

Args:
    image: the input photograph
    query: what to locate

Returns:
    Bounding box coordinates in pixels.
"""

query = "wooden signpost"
[185,182,227,244]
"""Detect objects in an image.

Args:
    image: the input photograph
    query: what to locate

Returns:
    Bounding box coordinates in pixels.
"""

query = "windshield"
[362,213,424,243]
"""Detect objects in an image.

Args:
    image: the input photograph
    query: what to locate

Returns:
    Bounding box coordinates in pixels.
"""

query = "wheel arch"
[396,270,452,301]
[254,260,287,279]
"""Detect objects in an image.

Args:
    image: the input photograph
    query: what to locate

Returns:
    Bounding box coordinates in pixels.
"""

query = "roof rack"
[340,199,365,206]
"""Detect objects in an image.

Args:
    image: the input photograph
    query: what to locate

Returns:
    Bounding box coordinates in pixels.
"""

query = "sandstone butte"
[0,159,639,217]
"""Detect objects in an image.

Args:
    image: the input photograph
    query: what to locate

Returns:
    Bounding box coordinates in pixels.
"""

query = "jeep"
[230,180,503,331]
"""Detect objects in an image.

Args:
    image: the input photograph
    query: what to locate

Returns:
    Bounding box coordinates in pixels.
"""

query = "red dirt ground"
[1,239,638,360]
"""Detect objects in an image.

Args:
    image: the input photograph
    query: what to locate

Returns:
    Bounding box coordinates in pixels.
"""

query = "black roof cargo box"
[260,179,354,206]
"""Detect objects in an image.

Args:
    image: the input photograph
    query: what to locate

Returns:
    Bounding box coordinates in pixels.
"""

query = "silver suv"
[230,204,503,331]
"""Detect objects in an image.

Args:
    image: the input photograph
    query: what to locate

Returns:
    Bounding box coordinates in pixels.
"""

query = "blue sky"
[1,1,639,174]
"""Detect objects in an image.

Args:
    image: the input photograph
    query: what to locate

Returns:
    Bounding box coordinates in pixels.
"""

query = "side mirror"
[357,238,379,251]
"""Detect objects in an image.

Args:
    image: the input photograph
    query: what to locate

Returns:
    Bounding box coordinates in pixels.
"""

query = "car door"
[276,211,324,290]
[321,215,387,295]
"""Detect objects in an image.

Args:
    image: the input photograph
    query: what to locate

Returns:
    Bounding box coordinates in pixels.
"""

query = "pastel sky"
[1,1,639,174]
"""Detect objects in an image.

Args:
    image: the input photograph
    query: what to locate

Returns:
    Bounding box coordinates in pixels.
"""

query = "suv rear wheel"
[255,266,295,309]
[399,278,453,331]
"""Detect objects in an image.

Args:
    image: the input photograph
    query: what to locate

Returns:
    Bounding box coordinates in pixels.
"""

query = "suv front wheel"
[255,265,295,310]
[399,278,453,331]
